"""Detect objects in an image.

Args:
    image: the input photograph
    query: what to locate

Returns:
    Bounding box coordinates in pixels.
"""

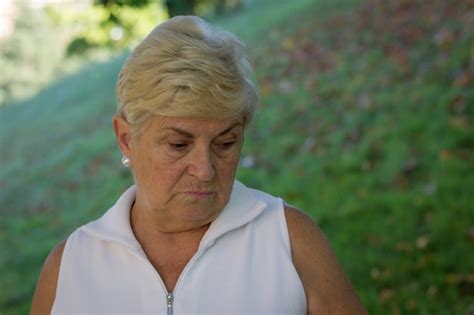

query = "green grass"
[1,0,473,314]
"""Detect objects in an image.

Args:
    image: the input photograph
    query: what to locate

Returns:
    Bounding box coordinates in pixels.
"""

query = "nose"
[187,145,216,181]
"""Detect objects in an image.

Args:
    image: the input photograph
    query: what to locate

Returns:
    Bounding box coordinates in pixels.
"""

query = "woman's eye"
[169,143,188,151]
[218,141,235,150]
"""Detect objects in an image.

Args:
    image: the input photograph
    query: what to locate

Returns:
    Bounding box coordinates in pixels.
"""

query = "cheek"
[216,155,240,182]
[151,154,185,184]
[134,149,179,188]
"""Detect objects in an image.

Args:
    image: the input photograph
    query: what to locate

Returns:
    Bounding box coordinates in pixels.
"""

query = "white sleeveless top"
[52,181,307,314]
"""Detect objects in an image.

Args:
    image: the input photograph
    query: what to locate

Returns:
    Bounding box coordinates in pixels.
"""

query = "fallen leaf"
[396,241,413,252]
[439,149,453,161]
[379,288,394,303]
[427,285,438,297]
[407,299,417,310]
[416,235,430,249]
[371,267,381,279]
[465,227,474,242]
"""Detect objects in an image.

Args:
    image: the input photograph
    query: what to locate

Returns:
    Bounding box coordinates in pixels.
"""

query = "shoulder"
[284,205,368,315]
[31,239,66,315]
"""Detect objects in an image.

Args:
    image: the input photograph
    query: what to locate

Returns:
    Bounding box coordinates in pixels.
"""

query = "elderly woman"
[32,16,367,314]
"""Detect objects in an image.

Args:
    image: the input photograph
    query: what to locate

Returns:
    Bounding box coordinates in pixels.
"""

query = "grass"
[1,0,473,314]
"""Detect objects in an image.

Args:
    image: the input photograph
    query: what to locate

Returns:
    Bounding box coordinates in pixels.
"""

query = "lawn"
[0,0,473,314]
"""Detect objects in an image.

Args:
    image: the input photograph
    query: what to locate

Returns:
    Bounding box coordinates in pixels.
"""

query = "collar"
[81,181,268,251]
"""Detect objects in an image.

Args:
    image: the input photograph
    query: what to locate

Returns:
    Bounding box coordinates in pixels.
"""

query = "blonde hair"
[116,15,258,139]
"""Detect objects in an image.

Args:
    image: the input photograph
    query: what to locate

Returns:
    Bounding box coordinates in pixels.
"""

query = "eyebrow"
[166,122,243,138]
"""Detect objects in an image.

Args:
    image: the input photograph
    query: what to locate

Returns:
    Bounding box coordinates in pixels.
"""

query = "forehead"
[146,115,244,136]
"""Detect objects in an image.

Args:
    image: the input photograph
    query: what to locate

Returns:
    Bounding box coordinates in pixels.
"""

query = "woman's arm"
[30,240,65,315]
[285,205,368,315]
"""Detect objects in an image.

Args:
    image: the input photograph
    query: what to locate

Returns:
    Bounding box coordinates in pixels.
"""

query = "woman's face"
[117,115,244,230]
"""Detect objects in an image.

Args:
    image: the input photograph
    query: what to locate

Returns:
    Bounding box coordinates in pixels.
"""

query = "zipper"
[167,292,174,315]
[126,237,214,313]
[126,247,174,313]
[164,245,212,315]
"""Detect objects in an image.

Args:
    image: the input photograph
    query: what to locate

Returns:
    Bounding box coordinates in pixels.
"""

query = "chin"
[179,205,220,224]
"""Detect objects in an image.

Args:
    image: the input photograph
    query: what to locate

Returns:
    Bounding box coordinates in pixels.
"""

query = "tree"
[95,0,197,17]
[165,0,197,17]
[95,0,246,18]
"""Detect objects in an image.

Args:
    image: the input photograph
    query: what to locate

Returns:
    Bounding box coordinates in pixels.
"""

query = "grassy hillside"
[1,0,473,313]
[238,1,474,313]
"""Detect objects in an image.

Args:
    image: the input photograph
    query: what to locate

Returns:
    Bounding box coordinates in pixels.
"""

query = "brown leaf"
[379,289,394,303]
[396,241,413,252]
[416,235,430,249]
[453,71,474,88]
[406,299,417,311]
[439,149,453,161]
[427,285,438,297]
[402,158,418,174]
[365,234,381,245]
[371,267,381,279]
[434,28,456,47]
[468,226,474,241]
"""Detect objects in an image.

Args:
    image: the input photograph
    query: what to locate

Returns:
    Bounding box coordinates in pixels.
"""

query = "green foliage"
[57,2,167,55]
[68,0,248,57]
[1,0,473,314]
[95,0,150,6]
[0,6,65,106]
[162,0,249,17]
[0,1,166,106]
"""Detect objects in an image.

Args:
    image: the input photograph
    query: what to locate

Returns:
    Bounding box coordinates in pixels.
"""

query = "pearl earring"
[121,155,131,167]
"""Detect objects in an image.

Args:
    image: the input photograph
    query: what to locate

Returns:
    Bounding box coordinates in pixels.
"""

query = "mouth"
[184,191,215,198]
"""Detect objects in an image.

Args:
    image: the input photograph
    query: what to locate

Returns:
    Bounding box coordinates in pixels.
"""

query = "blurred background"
[0,0,473,313]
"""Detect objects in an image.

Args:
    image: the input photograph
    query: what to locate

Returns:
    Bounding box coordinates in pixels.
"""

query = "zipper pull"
[167,292,174,315]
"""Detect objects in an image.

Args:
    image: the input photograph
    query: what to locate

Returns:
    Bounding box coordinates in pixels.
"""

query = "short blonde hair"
[116,15,258,139]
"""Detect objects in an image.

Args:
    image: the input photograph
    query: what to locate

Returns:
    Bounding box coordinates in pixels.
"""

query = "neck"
[130,201,211,293]
[130,201,211,247]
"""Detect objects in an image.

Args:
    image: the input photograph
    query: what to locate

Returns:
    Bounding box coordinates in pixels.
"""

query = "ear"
[112,115,133,157]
